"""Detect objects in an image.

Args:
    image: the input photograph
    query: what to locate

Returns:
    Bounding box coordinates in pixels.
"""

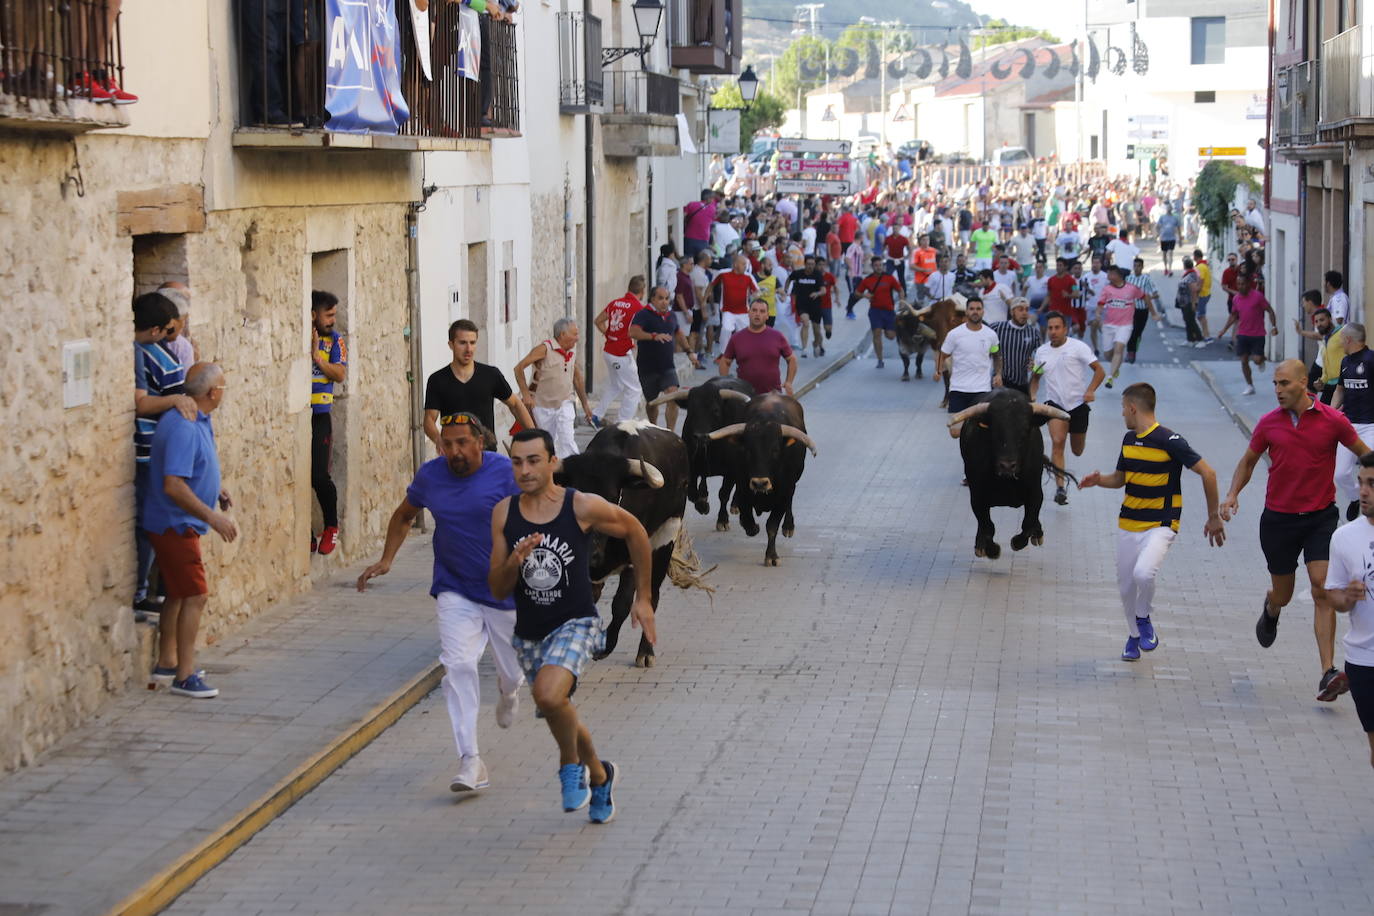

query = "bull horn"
[647,389,691,408]
[707,423,746,441]
[911,304,933,318]
[778,424,818,456]
[718,389,752,403]
[1031,402,1072,421]
[627,459,664,488]
[946,402,991,427]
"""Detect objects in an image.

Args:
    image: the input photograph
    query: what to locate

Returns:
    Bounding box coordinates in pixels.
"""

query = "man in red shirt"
[708,254,759,356]
[883,230,912,294]
[1222,359,1373,702]
[857,256,904,369]
[910,233,938,299]
[1045,258,1078,330]
[837,206,858,246]
[593,275,647,425]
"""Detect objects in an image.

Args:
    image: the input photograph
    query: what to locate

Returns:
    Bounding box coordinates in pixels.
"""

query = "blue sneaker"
[150,666,203,687]
[169,673,218,698]
[589,415,603,430]
[589,760,617,824]
[559,763,590,812]
[1137,617,1158,651]
[1121,636,1141,661]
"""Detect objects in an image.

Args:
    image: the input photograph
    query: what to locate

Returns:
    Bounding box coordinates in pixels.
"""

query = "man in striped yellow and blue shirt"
[1080,382,1226,660]
[311,290,348,555]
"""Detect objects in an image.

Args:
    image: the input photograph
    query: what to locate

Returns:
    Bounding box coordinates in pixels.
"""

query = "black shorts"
[638,367,680,404]
[1258,505,1338,575]
[1236,334,1266,358]
[1159,239,1176,252]
[689,309,703,335]
[948,390,986,414]
[1346,662,1374,732]
[798,300,824,324]
[1044,400,1090,434]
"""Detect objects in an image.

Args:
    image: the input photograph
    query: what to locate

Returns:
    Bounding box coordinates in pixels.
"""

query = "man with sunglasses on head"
[357,412,525,796]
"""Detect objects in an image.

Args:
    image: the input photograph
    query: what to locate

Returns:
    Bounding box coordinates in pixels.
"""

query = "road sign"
[1127,143,1166,160]
[1126,114,1169,141]
[777,137,852,155]
[775,178,852,195]
[775,159,851,175]
[1199,146,1246,157]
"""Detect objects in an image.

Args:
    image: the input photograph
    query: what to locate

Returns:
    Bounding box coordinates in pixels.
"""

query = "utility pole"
[793,4,824,137]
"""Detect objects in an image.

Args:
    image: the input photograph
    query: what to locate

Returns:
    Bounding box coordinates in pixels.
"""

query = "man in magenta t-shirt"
[1217,271,1278,395]
[1096,265,1147,388]
[718,299,797,395]
[683,189,718,259]
[1222,358,1372,702]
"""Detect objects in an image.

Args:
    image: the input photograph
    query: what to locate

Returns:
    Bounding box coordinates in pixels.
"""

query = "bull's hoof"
[742,522,760,537]
[782,525,795,538]
[900,372,910,382]
[694,499,710,515]
[1011,533,1029,551]
[974,546,986,557]
[985,542,1002,560]
[715,520,730,532]
[939,398,948,409]
[915,370,924,379]
[730,505,740,516]
[1031,534,1044,547]
[765,555,780,567]
[635,654,655,668]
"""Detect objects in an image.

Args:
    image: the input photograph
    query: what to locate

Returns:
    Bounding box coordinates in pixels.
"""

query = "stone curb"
[106,663,444,916]
[1190,359,1257,440]
[109,337,867,916]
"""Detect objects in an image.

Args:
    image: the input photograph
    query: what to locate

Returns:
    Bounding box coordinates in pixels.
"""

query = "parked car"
[987,146,1032,167]
[897,139,933,162]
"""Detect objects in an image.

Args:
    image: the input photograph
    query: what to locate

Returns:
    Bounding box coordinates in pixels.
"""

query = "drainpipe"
[585,111,597,391]
[646,163,655,279]
[405,202,427,529]
[564,172,575,318]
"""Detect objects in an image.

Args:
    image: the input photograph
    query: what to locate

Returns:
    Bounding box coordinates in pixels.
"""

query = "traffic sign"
[1199,146,1246,157]
[775,159,851,175]
[1127,143,1166,160]
[1126,114,1169,141]
[775,178,852,195]
[777,137,852,155]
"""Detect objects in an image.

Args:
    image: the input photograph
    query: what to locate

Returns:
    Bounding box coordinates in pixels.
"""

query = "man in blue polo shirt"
[357,412,524,795]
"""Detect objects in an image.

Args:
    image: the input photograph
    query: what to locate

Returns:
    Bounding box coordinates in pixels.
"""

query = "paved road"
[164,343,1374,916]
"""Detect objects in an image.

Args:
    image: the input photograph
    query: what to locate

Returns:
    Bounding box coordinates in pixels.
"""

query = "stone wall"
[0,132,415,771]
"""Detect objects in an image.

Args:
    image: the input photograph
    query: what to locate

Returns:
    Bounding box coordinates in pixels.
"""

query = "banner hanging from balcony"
[457,7,481,81]
[324,0,411,134]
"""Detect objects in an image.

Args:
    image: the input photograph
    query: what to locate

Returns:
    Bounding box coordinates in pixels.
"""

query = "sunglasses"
[439,413,477,427]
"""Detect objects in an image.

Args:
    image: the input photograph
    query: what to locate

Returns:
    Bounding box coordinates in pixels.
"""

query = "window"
[1194,90,1217,103]
[1191,17,1226,65]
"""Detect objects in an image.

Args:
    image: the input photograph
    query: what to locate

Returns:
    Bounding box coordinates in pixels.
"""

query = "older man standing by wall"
[513,319,594,459]
[144,363,238,699]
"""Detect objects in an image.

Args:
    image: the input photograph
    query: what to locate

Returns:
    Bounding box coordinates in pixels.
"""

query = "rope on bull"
[668,524,717,600]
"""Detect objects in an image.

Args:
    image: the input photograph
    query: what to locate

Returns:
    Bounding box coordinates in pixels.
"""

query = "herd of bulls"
[555,296,1076,668]
[555,381,817,668]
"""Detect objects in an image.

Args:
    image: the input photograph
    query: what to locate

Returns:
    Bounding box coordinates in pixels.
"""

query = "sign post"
[772,138,853,196]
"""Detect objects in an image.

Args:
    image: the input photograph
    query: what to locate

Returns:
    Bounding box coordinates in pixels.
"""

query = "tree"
[710,84,787,153]
[973,18,1058,51]
[768,34,830,105]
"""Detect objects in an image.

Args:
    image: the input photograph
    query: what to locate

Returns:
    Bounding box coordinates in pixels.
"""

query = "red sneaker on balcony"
[317,526,339,556]
[70,72,113,103]
[104,78,138,105]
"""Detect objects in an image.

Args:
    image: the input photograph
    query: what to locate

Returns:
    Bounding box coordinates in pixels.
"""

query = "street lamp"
[602,0,665,68]
[738,65,759,106]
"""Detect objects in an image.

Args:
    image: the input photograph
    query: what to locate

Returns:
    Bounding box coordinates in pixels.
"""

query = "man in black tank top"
[489,429,656,824]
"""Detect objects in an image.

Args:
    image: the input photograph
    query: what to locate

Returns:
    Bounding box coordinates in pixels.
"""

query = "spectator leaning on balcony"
[132,292,194,621]
[512,320,594,459]
[310,291,347,556]
[68,0,138,103]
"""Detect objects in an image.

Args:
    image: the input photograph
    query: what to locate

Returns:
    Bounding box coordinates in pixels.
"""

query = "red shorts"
[145,528,209,598]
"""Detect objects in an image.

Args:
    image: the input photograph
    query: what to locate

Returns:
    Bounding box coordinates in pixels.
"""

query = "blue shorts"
[512,616,605,686]
[869,308,896,331]
[1196,294,1211,316]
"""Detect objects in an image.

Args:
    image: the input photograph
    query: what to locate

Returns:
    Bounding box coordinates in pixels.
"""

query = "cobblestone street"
[164,348,1374,916]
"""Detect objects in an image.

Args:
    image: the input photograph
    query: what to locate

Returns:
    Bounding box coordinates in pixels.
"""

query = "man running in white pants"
[1080,383,1226,660]
[1330,323,1374,522]
[513,319,594,459]
[357,413,524,794]
[592,276,648,426]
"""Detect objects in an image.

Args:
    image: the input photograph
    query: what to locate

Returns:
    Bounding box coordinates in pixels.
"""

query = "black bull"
[556,423,688,667]
[949,389,1075,560]
[707,394,818,567]
[648,376,755,532]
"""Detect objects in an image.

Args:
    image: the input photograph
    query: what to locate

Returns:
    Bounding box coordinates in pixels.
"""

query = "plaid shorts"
[512,616,605,685]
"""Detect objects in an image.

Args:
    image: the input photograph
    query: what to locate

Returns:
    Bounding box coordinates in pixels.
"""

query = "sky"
[966,0,1073,35]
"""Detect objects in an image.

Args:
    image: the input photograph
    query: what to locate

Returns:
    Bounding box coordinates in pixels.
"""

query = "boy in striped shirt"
[1080,383,1227,660]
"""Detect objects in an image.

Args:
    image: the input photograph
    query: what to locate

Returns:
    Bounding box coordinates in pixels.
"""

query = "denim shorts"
[512,616,605,685]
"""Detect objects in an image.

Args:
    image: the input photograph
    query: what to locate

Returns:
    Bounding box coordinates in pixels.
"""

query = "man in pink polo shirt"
[1222,359,1373,702]
[1096,265,1147,390]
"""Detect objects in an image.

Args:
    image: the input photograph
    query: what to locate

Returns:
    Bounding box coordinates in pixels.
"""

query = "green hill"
[742,0,983,39]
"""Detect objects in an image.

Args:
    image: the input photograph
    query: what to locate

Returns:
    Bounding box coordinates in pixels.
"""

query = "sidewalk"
[0,325,872,916]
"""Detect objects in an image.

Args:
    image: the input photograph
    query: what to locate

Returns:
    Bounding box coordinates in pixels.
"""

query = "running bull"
[947,388,1073,560]
[648,377,755,532]
[556,421,687,667]
[897,296,964,406]
[707,394,818,567]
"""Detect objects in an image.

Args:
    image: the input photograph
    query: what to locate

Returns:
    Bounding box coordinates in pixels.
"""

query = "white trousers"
[1336,422,1374,505]
[532,402,578,458]
[436,591,524,760]
[1116,527,1176,637]
[719,311,750,356]
[595,351,642,423]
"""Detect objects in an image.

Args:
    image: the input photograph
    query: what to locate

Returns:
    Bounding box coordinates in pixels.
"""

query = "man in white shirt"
[1056,226,1082,261]
[801,219,817,256]
[1009,225,1036,273]
[1031,312,1105,505]
[1024,260,1051,317]
[1325,451,1374,768]
[1327,270,1351,327]
[1244,199,1266,235]
[937,297,1003,439]
[1082,254,1111,354]
[1105,229,1141,272]
[711,213,739,253]
[992,256,1021,299]
[924,254,958,303]
[979,269,1016,324]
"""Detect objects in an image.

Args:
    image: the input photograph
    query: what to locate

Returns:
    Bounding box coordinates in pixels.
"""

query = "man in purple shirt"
[683,189,718,259]
[718,299,798,395]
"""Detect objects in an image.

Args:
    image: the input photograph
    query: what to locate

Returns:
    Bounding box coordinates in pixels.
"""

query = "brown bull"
[895,296,964,406]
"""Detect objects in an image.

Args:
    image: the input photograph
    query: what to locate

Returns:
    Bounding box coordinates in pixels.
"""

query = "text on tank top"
[502,488,598,641]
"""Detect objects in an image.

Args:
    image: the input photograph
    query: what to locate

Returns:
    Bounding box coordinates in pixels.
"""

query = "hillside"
[742,0,982,38]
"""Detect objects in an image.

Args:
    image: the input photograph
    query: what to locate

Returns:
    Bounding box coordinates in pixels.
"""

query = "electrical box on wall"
[62,340,93,408]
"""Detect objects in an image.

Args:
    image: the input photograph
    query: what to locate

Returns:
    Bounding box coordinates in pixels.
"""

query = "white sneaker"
[450,755,490,792]
[1242,385,1256,396]
[496,689,519,729]
[1193,340,1208,348]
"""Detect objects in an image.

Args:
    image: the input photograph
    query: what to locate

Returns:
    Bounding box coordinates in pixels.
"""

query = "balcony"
[667,0,740,75]
[0,0,131,134]
[1274,60,1320,149]
[1318,25,1374,143]
[558,11,603,115]
[232,0,518,151]
[600,71,680,158]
